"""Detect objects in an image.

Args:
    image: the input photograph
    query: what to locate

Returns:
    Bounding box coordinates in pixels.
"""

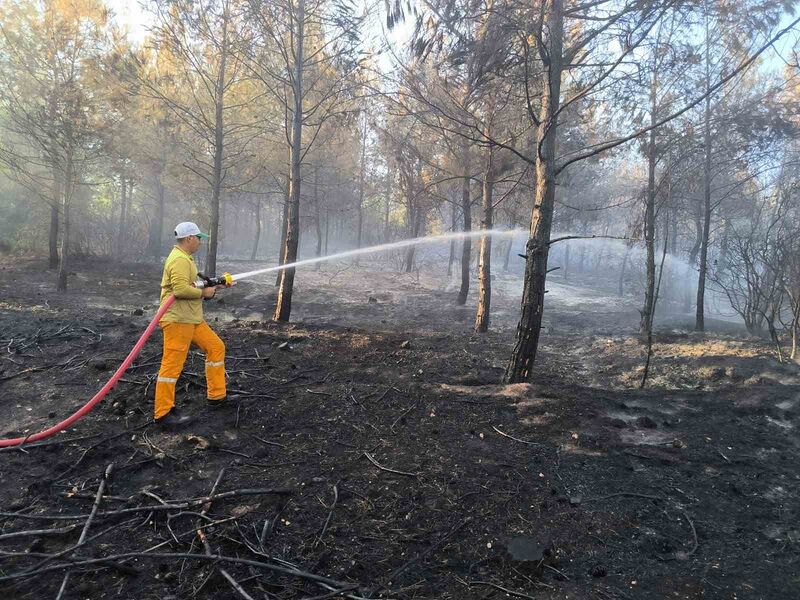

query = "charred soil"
[0,257,798,599]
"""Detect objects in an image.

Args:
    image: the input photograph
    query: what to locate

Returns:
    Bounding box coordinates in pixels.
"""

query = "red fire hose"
[0,296,176,448]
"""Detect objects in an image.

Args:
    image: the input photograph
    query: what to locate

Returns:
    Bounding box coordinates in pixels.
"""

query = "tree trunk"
[619,247,630,297]
[457,142,472,305]
[474,146,495,333]
[448,202,457,276]
[503,235,513,272]
[563,243,569,281]
[205,9,229,275]
[324,208,330,255]
[639,76,658,340]
[251,196,262,260]
[48,203,59,270]
[355,113,367,265]
[314,167,323,270]
[384,166,392,243]
[56,153,74,292]
[276,184,289,286]
[148,174,165,259]
[696,12,713,332]
[403,208,417,273]
[504,0,563,383]
[274,0,305,322]
[116,175,128,259]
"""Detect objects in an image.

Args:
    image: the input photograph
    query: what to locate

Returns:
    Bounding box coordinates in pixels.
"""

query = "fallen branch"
[0,551,357,588]
[55,463,113,600]
[314,482,339,548]
[0,524,80,541]
[492,425,546,447]
[197,469,256,600]
[0,365,53,382]
[251,435,287,449]
[0,488,293,522]
[390,400,420,431]
[363,452,417,477]
[584,492,661,502]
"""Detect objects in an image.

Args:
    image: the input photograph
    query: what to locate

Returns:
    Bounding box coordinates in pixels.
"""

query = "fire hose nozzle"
[195,272,234,289]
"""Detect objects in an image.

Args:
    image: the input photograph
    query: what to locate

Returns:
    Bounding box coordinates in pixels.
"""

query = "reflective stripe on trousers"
[155,321,226,419]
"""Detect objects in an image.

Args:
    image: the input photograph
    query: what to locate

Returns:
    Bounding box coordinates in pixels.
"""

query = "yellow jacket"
[159,246,204,324]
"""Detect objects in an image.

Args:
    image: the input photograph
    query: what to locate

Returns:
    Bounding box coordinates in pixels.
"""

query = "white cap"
[174,222,209,239]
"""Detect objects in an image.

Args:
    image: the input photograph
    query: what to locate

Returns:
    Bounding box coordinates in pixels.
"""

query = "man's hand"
[201,286,217,299]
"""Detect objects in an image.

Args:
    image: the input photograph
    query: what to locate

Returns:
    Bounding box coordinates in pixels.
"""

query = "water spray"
[0,229,523,448]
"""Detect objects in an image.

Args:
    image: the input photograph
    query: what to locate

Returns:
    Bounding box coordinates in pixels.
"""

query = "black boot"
[155,409,192,429]
[206,395,238,410]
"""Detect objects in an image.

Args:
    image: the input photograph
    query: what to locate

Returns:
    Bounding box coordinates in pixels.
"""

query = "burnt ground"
[0,255,798,600]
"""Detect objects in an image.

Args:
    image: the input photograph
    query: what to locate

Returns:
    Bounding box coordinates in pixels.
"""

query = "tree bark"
[695,97,712,331]
[639,72,659,340]
[504,0,563,383]
[148,174,165,259]
[274,0,305,322]
[384,165,392,243]
[276,183,289,285]
[116,174,128,259]
[251,196,261,260]
[56,153,74,292]
[456,141,472,305]
[448,202,457,276]
[403,209,418,273]
[48,202,59,270]
[619,247,630,297]
[696,7,713,332]
[324,208,330,255]
[355,113,366,265]
[314,167,323,270]
[205,8,229,275]
[474,145,495,333]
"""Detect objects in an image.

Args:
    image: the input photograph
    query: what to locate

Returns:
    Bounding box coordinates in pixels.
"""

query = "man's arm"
[168,258,203,299]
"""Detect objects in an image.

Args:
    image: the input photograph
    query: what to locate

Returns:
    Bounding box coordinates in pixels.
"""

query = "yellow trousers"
[154,321,226,419]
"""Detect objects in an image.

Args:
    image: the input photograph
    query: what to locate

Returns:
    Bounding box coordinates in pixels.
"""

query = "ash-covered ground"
[1,255,798,599]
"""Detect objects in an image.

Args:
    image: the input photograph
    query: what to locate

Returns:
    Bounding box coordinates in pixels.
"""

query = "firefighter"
[154,222,233,427]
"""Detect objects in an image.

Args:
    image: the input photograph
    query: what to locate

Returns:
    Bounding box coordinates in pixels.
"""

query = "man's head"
[174,222,209,255]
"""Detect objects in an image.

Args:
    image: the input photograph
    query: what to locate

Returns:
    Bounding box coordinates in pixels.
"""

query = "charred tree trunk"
[696,96,712,331]
[56,153,74,292]
[48,202,59,270]
[503,235,513,272]
[457,143,472,305]
[324,208,330,255]
[251,196,262,261]
[619,247,630,297]
[148,174,165,259]
[276,184,289,286]
[116,175,128,259]
[355,114,367,265]
[448,202,457,277]
[314,167,323,271]
[475,146,495,333]
[505,0,563,383]
[205,10,229,276]
[696,11,713,332]
[403,208,418,273]
[274,0,305,322]
[384,166,392,243]
[639,79,658,340]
